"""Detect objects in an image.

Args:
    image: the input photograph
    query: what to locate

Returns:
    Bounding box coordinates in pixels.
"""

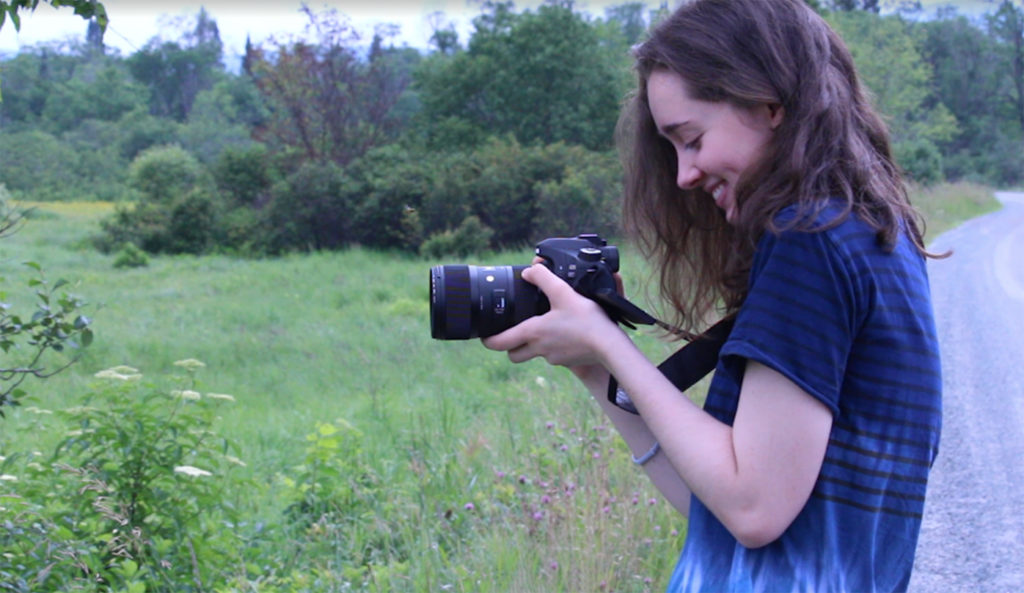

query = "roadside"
[911,192,1024,592]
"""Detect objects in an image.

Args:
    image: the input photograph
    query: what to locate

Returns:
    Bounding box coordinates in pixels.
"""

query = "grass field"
[0,182,1000,591]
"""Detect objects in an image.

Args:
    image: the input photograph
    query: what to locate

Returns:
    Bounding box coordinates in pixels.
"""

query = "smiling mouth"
[710,183,726,207]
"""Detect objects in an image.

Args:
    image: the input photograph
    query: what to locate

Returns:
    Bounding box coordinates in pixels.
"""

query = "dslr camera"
[430,234,622,340]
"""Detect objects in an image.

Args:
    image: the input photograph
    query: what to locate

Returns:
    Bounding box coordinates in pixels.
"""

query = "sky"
[0,0,1000,63]
[0,0,626,61]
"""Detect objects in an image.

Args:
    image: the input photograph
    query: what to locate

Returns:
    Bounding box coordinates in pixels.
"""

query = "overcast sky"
[0,0,999,62]
[0,0,627,60]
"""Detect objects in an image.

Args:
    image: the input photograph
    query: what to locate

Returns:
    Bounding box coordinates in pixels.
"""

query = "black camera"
[429,234,621,340]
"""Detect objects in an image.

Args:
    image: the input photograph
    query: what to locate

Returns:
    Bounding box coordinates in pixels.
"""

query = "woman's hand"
[481,263,625,370]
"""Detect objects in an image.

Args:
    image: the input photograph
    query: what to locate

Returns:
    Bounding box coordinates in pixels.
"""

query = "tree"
[246,7,415,167]
[127,8,225,121]
[988,0,1024,134]
[413,1,626,152]
[918,13,1009,181]
[828,11,957,182]
[0,0,106,33]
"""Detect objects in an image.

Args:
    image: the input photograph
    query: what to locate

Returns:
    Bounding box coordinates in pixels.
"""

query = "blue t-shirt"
[667,206,942,592]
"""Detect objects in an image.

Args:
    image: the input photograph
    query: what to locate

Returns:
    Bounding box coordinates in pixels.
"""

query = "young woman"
[483,0,943,591]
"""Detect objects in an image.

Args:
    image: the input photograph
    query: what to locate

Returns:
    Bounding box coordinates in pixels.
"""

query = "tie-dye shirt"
[667,205,942,592]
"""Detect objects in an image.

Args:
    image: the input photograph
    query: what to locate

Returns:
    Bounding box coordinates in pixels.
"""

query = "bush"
[2,361,249,591]
[112,242,150,268]
[420,215,494,258]
[128,144,204,205]
[260,160,352,253]
[213,143,275,207]
[895,138,944,186]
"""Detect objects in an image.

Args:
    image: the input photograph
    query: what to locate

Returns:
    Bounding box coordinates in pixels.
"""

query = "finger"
[521,263,576,301]
[481,320,532,352]
[507,343,538,364]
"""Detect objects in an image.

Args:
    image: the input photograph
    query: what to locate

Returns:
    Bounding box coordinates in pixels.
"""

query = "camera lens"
[430,265,548,340]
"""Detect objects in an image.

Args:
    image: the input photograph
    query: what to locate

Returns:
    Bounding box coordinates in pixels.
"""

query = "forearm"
[594,331,830,548]
[572,363,693,515]
[591,333,751,532]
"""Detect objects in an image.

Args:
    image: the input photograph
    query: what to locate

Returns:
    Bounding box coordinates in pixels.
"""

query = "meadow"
[0,182,999,592]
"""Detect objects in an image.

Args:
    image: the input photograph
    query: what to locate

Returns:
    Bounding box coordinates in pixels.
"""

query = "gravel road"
[909,192,1024,592]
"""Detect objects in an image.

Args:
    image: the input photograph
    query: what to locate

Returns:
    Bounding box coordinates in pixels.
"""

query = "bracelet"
[631,441,660,466]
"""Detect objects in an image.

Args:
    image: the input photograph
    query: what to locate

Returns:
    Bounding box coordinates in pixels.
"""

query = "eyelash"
[683,136,702,150]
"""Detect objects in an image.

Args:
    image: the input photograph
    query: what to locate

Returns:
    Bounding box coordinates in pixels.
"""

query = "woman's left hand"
[481,263,624,369]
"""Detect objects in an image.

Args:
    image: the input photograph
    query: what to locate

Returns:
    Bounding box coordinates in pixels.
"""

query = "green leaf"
[23,261,41,271]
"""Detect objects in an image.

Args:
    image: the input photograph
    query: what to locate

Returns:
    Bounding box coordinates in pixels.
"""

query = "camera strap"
[606,316,734,415]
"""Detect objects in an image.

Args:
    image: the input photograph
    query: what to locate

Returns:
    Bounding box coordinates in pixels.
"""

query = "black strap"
[607,317,735,414]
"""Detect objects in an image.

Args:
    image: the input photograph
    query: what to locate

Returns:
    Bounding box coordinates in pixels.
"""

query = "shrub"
[895,138,944,186]
[420,215,495,258]
[128,144,204,205]
[213,143,275,207]
[260,160,352,253]
[2,360,251,591]
[112,242,150,268]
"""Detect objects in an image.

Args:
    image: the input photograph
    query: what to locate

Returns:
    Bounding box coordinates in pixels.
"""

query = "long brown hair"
[619,0,934,335]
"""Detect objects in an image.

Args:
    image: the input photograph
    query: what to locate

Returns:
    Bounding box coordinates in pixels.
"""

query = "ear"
[768,103,784,130]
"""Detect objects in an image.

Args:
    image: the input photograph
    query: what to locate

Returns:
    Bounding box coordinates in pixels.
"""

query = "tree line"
[1,0,1023,258]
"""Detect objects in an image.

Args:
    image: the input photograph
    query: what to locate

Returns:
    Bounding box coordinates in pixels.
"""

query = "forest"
[0,0,1022,260]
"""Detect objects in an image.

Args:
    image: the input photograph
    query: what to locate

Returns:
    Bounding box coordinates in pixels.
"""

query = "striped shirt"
[667,204,942,592]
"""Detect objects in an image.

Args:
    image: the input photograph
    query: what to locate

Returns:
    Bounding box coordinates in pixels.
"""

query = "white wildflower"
[535,376,549,389]
[225,455,247,467]
[205,393,235,402]
[94,368,142,381]
[173,465,212,477]
[0,474,17,481]
[173,359,206,371]
[24,406,53,415]
[171,390,202,401]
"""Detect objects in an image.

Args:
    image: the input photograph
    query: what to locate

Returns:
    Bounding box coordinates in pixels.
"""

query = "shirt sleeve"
[720,226,864,416]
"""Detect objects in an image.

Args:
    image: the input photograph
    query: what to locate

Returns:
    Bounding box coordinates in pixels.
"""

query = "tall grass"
[1,200,679,591]
[0,183,997,590]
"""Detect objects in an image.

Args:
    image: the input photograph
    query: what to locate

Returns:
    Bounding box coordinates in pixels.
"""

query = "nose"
[676,157,703,190]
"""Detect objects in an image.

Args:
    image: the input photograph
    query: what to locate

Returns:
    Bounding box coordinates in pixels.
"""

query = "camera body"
[429,234,620,340]
[534,233,619,297]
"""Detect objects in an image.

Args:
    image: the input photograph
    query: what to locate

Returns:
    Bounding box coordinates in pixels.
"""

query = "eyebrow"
[658,121,693,138]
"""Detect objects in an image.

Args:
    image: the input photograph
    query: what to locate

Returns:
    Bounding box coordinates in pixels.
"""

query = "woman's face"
[646,68,781,224]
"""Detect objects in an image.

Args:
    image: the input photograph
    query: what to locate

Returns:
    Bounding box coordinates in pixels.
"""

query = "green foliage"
[0,203,93,411]
[0,0,107,34]
[895,137,944,186]
[0,129,81,200]
[2,360,246,591]
[827,10,960,184]
[112,242,149,268]
[413,2,625,152]
[126,17,224,122]
[128,144,204,205]
[420,214,495,258]
[260,159,351,253]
